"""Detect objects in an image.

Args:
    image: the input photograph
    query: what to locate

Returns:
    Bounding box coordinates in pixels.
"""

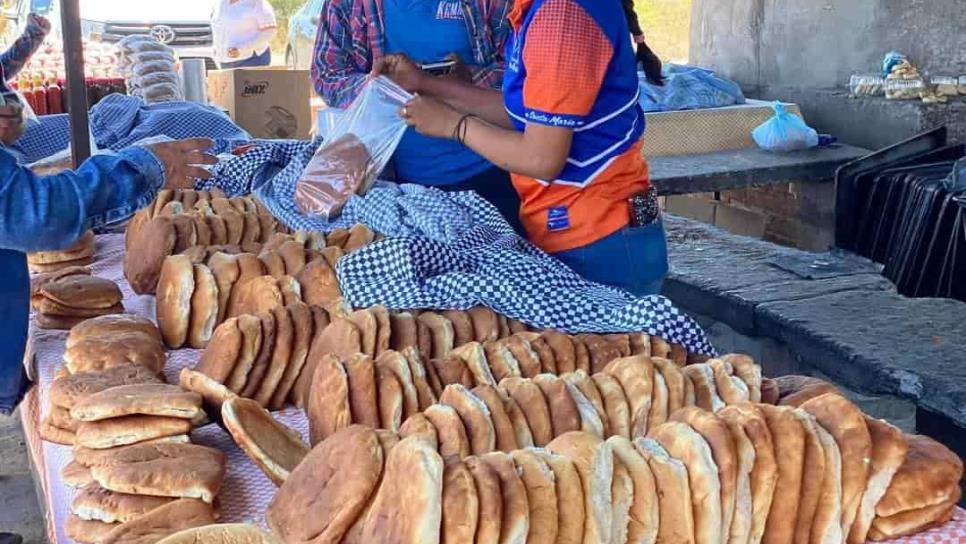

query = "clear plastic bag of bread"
[294,76,412,220]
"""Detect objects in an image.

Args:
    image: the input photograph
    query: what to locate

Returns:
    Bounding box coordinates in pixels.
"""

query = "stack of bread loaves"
[27,230,96,274]
[40,314,167,445]
[154,224,378,349]
[268,390,963,544]
[38,315,225,544]
[124,189,284,295]
[306,352,760,449]
[187,300,701,417]
[31,268,124,330]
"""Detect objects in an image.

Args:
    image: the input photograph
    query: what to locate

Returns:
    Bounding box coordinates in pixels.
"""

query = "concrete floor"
[0,410,46,544]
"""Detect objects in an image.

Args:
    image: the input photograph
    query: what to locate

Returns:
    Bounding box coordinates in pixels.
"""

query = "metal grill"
[102,22,213,46]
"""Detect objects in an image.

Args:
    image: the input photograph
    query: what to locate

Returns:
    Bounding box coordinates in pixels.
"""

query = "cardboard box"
[207,67,313,139]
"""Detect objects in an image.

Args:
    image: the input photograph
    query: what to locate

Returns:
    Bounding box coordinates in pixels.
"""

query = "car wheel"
[285,47,297,70]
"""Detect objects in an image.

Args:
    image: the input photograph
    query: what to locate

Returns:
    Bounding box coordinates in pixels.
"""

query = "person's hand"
[0,104,25,145]
[635,39,664,86]
[371,54,428,93]
[28,13,51,34]
[399,95,462,139]
[146,138,218,190]
[442,53,473,84]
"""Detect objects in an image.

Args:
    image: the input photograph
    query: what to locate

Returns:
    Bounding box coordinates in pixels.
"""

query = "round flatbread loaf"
[471,385,519,452]
[98,499,216,544]
[343,354,380,428]
[799,393,872,535]
[226,315,263,393]
[603,355,654,437]
[402,347,438,411]
[63,460,94,488]
[359,435,444,544]
[307,354,351,445]
[50,365,163,409]
[650,422,722,544]
[66,515,119,544]
[41,275,121,310]
[758,404,806,544]
[668,407,739,541]
[418,312,455,360]
[592,373,632,439]
[67,315,161,350]
[253,305,295,407]
[298,258,342,309]
[377,350,420,420]
[76,415,194,449]
[608,436,659,544]
[634,438,695,544]
[480,452,530,544]
[399,413,439,449]
[240,311,278,399]
[156,255,195,348]
[532,448,584,544]
[441,461,480,544]
[547,431,614,544]
[376,364,404,432]
[718,403,778,544]
[125,216,176,295]
[849,417,908,543]
[72,482,175,523]
[424,404,471,464]
[532,374,581,439]
[503,336,541,378]
[157,524,278,544]
[511,449,558,544]
[272,302,315,409]
[348,309,379,357]
[465,456,503,544]
[268,426,383,544]
[188,264,219,348]
[483,340,522,383]
[439,384,496,455]
[222,397,310,486]
[500,377,553,447]
[64,332,167,376]
[207,252,239,324]
[196,318,243,384]
[179,368,237,412]
[70,384,202,422]
[541,331,576,373]
[467,307,500,343]
[451,342,497,387]
[229,275,283,319]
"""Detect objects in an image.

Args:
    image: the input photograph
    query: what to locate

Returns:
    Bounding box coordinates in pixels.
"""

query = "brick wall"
[663,180,836,251]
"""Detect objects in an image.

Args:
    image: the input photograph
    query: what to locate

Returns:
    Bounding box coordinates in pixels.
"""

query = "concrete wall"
[690,0,966,149]
[691,0,966,93]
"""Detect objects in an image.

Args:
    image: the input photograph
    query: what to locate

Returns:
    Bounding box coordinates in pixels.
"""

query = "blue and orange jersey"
[502,0,649,253]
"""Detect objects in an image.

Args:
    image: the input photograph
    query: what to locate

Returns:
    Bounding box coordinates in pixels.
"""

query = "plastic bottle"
[46,78,63,114]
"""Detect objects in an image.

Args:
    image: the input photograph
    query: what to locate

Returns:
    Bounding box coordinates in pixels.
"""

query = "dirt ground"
[0,410,45,544]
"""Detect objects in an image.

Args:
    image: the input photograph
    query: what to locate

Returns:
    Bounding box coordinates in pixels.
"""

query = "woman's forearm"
[460,116,572,180]
[418,77,512,128]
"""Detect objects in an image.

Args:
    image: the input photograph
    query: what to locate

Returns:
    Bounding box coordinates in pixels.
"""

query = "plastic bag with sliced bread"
[294,76,411,220]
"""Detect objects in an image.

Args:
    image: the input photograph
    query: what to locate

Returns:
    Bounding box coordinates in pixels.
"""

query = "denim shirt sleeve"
[0,145,165,253]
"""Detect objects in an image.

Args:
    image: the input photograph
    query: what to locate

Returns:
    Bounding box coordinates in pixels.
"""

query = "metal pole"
[59,0,90,167]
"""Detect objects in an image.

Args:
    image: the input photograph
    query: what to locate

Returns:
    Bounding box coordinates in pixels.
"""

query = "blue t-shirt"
[383,0,492,185]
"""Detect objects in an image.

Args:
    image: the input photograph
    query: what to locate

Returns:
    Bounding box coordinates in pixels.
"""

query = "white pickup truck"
[78,0,218,66]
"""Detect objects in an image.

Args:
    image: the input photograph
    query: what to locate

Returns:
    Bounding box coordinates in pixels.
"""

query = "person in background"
[374,0,669,296]
[0,12,49,87]
[212,0,278,69]
[621,0,664,85]
[313,0,526,234]
[0,100,217,420]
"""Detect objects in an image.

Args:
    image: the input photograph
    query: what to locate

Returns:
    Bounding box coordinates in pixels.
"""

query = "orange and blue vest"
[502,0,650,253]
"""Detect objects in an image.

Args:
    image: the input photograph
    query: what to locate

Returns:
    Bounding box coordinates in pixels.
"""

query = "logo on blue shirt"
[436,0,463,20]
[547,206,571,232]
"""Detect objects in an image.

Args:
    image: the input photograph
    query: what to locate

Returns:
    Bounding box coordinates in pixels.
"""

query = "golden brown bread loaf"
[64,332,167,376]
[222,397,310,485]
[29,230,95,266]
[874,434,963,519]
[76,415,194,449]
[66,515,119,544]
[547,431,615,544]
[67,314,162,350]
[70,384,202,422]
[479,451,530,544]
[98,498,217,544]
[268,426,384,544]
[439,461,481,544]
[50,366,164,409]
[88,442,225,503]
[424,404,471,464]
[634,437,696,544]
[41,274,121,310]
[156,524,279,544]
[156,255,196,348]
[849,417,908,543]
[307,354,352,445]
[71,482,175,523]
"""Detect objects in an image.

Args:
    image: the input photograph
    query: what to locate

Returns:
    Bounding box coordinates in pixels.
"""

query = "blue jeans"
[218,48,272,70]
[554,218,669,297]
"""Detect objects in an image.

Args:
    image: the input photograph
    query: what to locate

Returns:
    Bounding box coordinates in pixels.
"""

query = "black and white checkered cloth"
[11,94,252,163]
[229,145,715,354]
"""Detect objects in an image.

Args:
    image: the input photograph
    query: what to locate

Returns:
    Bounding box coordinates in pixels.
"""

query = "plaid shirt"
[312,0,511,108]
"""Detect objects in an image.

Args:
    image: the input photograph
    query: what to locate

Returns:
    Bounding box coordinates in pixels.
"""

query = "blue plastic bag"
[638,64,745,112]
[752,102,819,152]
[883,51,907,77]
